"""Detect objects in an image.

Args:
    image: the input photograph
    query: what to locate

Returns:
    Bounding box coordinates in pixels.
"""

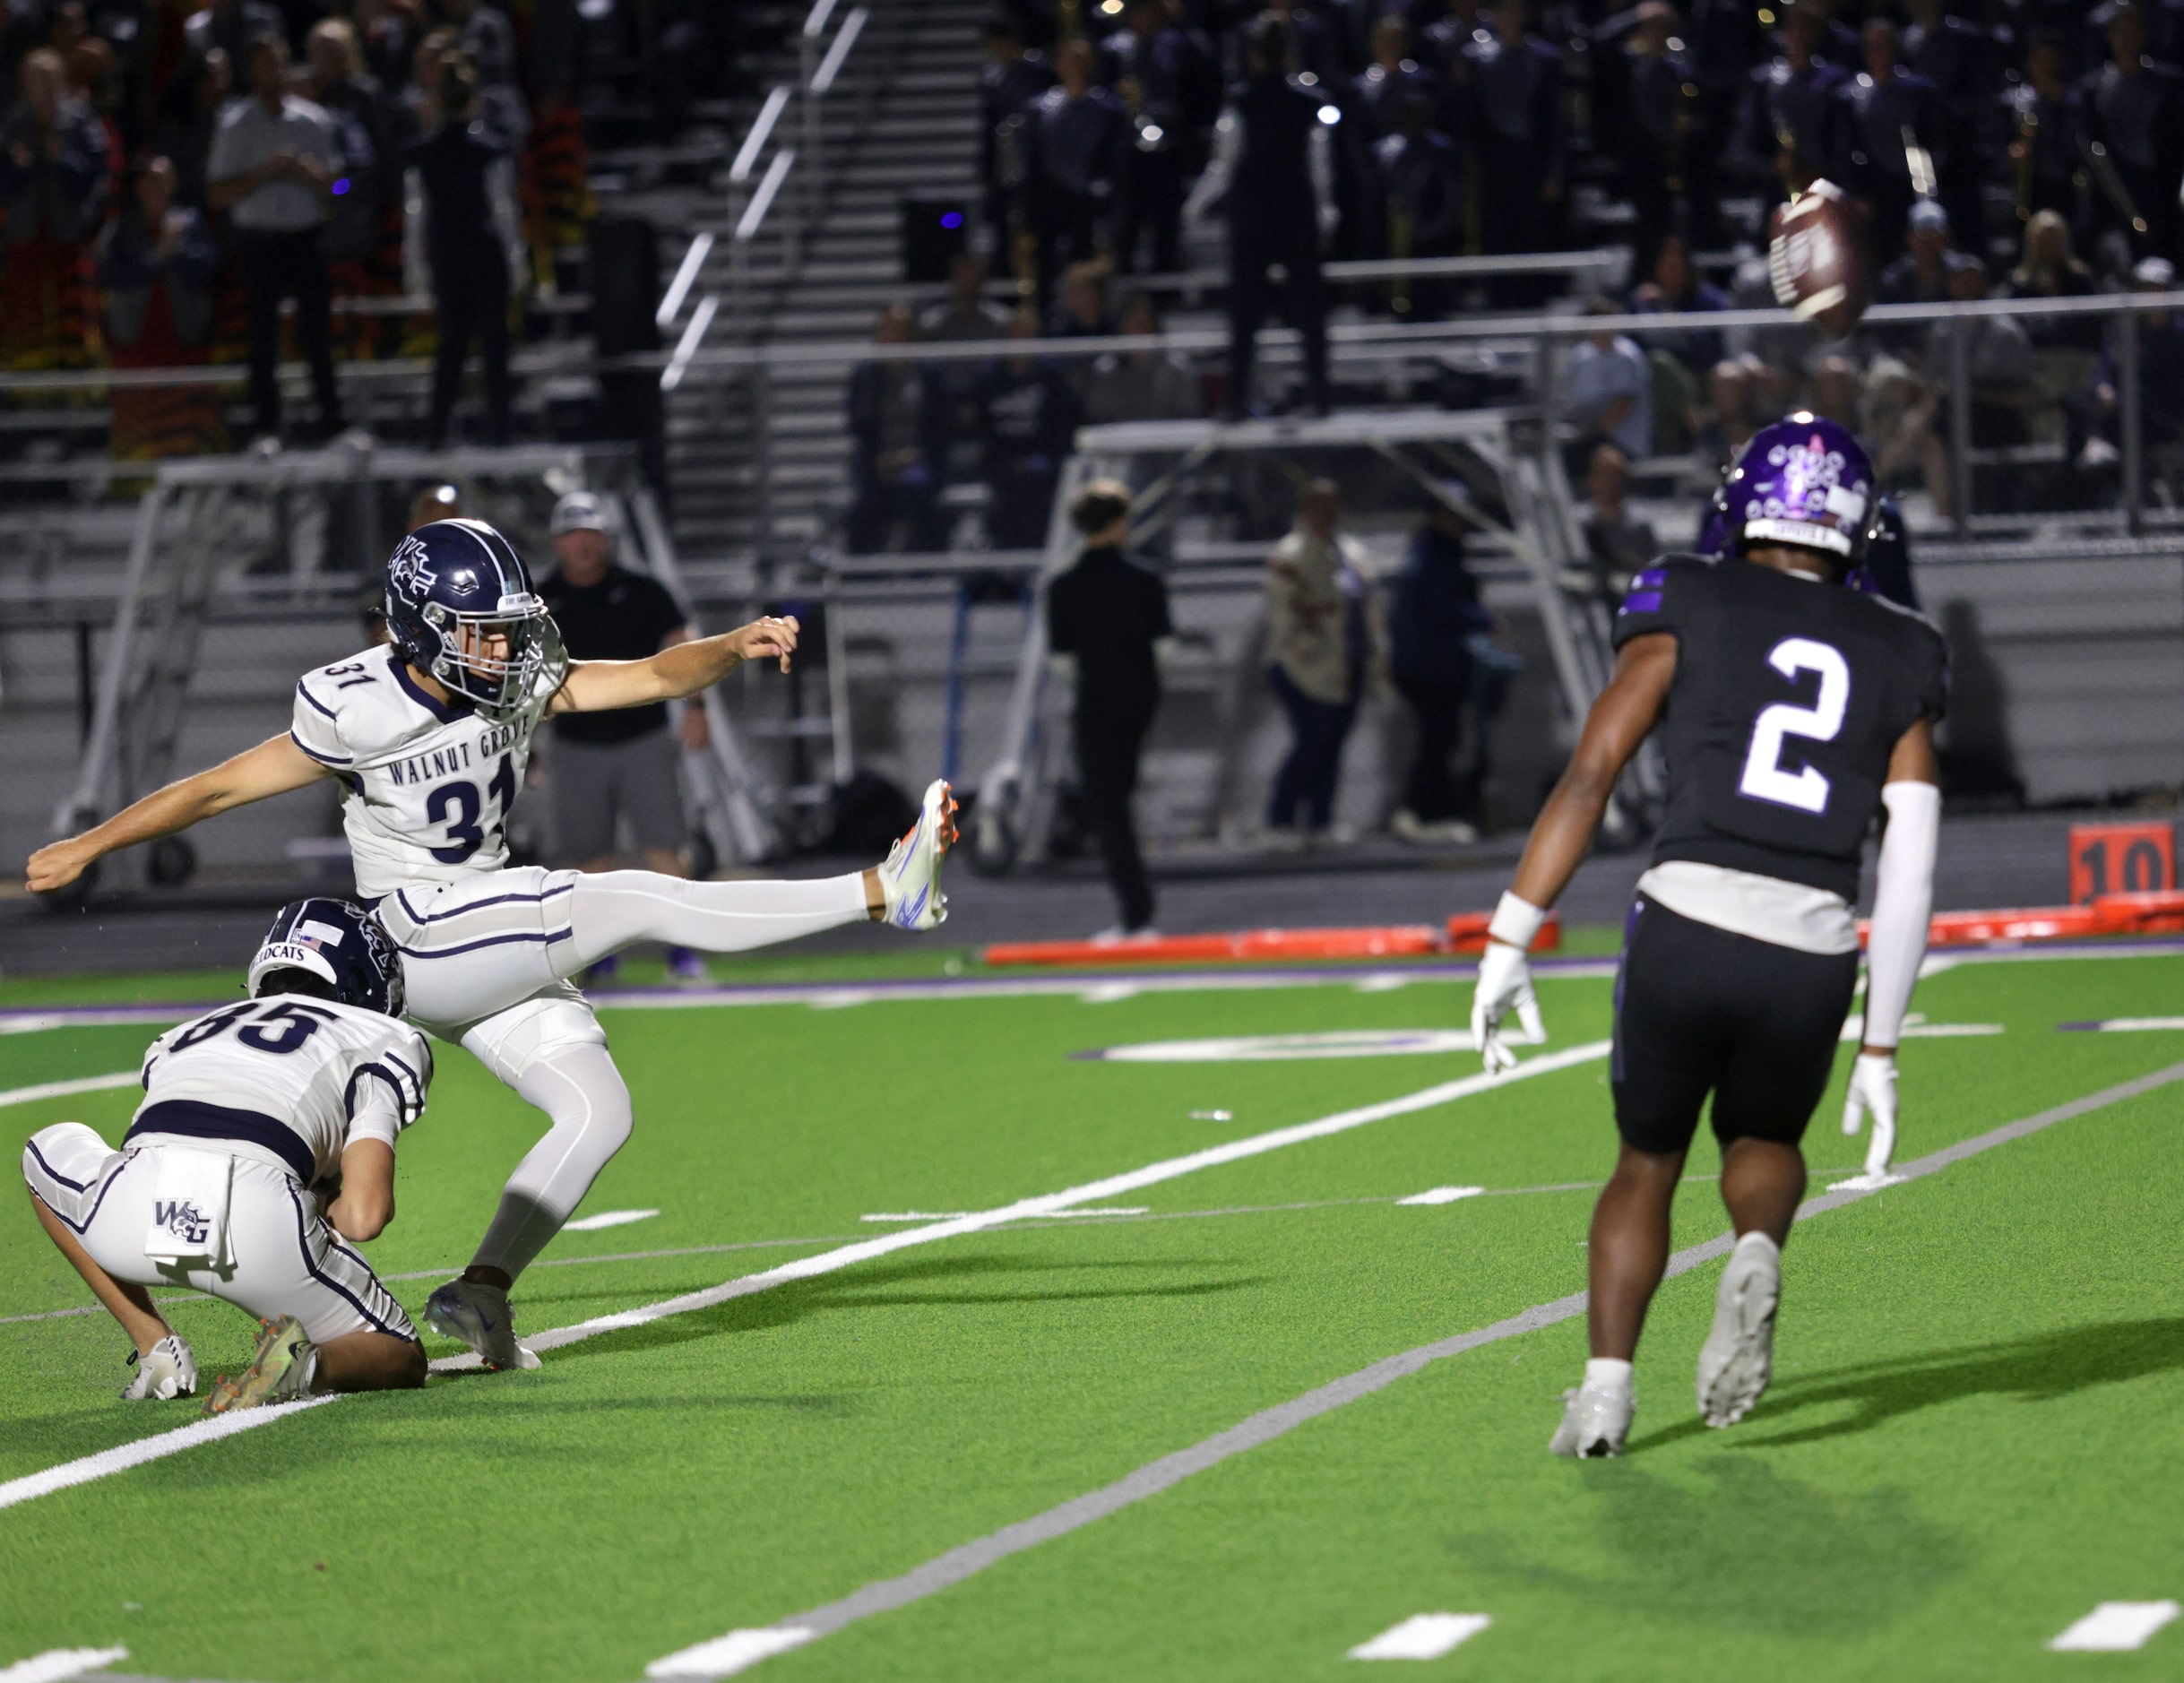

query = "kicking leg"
[549,778,957,973]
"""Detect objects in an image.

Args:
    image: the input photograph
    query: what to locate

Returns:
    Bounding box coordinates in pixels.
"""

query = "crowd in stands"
[847,0,2184,556]
[0,0,595,457]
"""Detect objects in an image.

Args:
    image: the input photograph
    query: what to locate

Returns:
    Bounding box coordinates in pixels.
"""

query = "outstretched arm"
[548,616,800,715]
[26,732,332,893]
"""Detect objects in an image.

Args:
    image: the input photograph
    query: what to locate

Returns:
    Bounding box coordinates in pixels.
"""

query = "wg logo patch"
[153,1199,212,1247]
[387,534,438,600]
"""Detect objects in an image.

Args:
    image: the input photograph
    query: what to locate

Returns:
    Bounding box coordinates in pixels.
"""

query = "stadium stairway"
[659,0,988,563]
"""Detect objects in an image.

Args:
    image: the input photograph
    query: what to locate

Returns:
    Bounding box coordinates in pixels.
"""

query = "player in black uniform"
[1469,415,1948,1458]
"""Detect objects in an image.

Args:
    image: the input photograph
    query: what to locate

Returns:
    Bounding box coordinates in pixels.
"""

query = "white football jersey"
[289,644,557,901]
[130,997,433,1186]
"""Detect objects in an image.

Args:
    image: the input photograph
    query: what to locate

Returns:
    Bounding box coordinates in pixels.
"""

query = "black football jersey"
[1610,555,1948,900]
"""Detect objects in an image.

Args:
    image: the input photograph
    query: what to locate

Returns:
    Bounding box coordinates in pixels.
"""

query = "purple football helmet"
[1705,412,1883,566]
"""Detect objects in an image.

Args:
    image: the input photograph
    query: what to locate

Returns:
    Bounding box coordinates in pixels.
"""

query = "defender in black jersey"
[1468,415,1947,1457]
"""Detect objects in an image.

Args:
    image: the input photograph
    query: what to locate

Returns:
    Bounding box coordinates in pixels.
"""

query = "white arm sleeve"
[1308,124,1336,236]
[1182,106,1239,224]
[1862,780,1940,1049]
[346,1075,404,1152]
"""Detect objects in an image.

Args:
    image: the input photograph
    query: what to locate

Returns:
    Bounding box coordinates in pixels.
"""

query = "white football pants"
[23,1125,416,1345]
[377,866,870,1281]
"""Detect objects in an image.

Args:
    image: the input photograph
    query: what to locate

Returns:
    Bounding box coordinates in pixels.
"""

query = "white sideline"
[643,1060,2184,1679]
[0,1043,1610,1501]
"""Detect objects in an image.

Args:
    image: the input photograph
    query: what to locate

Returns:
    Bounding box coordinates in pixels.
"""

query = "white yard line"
[0,1043,1611,1506]
[0,1400,339,1514]
[643,1059,2184,1679]
[0,1073,138,1109]
[0,1649,129,1683]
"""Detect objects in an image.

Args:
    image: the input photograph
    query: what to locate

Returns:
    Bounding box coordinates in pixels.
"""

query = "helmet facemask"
[422,595,566,721]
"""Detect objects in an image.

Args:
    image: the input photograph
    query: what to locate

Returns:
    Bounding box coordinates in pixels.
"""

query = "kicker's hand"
[1471,938,1543,1076]
[1841,1049,1897,1176]
[728,615,800,674]
[26,836,94,894]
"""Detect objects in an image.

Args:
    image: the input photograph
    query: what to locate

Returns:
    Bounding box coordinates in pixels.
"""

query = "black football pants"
[1611,895,1859,1157]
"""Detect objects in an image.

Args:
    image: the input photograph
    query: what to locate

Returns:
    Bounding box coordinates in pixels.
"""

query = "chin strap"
[1863,781,1940,1049]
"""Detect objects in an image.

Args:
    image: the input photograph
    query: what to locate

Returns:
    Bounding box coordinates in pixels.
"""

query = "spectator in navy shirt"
[1023,36,1128,306]
[405,59,516,446]
[977,305,1081,548]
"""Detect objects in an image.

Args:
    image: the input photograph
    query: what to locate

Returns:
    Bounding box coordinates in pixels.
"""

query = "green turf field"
[3,942,2181,1681]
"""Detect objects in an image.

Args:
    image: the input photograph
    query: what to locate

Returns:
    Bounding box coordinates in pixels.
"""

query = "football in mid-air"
[1769,179,1869,339]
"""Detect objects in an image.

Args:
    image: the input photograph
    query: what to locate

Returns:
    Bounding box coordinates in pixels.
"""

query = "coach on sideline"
[539,491,709,981]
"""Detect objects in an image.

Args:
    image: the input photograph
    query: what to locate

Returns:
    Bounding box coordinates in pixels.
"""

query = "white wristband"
[1487,890,1548,951]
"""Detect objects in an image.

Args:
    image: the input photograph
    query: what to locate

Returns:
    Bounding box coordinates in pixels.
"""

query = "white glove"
[1471,939,1544,1076]
[120,1333,196,1400]
[1841,1050,1897,1177]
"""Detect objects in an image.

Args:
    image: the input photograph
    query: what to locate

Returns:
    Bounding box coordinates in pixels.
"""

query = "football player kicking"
[23,899,429,1413]
[1469,417,1946,1457]
[29,518,957,1370]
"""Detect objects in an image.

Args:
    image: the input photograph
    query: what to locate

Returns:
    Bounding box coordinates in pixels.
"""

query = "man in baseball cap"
[538,490,712,982]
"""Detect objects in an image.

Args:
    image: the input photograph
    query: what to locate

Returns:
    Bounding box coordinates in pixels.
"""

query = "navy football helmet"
[247,897,405,1018]
[1704,412,1885,567]
[383,519,565,720]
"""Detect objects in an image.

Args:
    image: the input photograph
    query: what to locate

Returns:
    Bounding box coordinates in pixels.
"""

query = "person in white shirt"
[30,518,957,1373]
[23,899,430,1413]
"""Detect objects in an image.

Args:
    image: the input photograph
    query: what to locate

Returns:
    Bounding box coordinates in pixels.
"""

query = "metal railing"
[3,289,2179,539]
[660,0,873,387]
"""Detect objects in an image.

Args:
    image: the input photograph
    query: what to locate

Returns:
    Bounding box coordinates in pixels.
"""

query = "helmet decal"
[1706,413,1882,566]
[382,519,565,721]
[248,897,404,1018]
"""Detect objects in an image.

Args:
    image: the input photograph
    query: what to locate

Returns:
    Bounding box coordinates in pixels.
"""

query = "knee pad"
[459,986,609,1087]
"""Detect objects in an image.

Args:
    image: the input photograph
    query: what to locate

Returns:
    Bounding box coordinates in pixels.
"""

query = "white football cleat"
[1697,1231,1781,1428]
[879,778,958,932]
[424,1278,540,1371]
[1549,1374,1635,1458]
[121,1333,196,1400]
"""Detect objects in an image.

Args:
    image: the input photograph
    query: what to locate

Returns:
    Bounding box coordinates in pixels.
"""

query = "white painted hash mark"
[0,1647,130,1683]
[1349,1614,1493,1660]
[2048,1601,2180,1652]
[0,1072,139,1109]
[646,1627,816,1678]
[1398,1187,1487,1205]
[562,1208,661,1232]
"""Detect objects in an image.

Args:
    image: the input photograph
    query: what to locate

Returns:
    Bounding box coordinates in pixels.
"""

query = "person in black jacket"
[1048,479,1172,938]
[405,58,513,446]
[1183,14,1335,417]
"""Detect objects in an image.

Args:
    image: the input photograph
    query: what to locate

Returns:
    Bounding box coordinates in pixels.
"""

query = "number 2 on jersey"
[426,754,516,864]
[1738,637,1850,815]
